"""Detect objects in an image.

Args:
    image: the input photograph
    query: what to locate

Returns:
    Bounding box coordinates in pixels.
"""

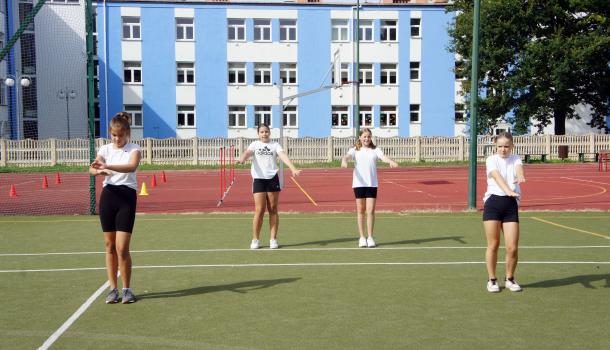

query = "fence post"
[192,137,199,165]
[589,133,595,153]
[146,138,153,165]
[458,136,465,161]
[415,136,421,162]
[50,138,57,166]
[238,137,244,157]
[327,136,333,162]
[283,136,289,155]
[0,139,6,166]
[545,134,551,158]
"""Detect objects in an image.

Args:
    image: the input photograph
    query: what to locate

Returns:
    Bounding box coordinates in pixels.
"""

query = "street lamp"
[3,74,31,139]
[57,87,77,139]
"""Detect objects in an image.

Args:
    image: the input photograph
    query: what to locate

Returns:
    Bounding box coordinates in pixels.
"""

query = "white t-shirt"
[247,141,284,179]
[97,143,141,190]
[348,147,384,188]
[483,154,522,202]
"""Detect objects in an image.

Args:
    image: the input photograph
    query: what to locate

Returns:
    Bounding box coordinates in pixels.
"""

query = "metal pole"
[86,0,97,214]
[354,0,360,137]
[278,80,284,189]
[467,0,481,209]
[65,89,71,139]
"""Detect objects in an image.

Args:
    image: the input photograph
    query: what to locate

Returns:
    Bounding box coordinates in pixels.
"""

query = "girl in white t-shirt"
[482,132,525,293]
[89,112,141,304]
[341,128,398,248]
[236,124,301,249]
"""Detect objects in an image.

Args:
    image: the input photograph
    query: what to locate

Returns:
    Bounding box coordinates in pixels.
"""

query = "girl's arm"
[489,170,519,197]
[89,155,112,176]
[515,164,526,183]
[277,151,301,176]
[380,154,398,168]
[236,149,254,164]
[341,153,352,168]
[97,150,141,173]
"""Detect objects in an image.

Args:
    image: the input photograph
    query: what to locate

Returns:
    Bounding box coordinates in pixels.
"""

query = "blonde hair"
[354,128,376,150]
[494,131,514,145]
[109,111,131,137]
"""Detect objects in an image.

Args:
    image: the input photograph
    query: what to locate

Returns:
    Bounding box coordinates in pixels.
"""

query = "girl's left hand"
[389,161,399,168]
[515,176,526,183]
[291,169,302,177]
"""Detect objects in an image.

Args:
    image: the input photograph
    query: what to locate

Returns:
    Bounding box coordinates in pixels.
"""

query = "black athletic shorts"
[353,187,378,199]
[99,184,137,233]
[483,194,519,223]
[252,174,281,193]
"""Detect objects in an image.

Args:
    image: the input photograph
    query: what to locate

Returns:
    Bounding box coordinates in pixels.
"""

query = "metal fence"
[1,134,609,167]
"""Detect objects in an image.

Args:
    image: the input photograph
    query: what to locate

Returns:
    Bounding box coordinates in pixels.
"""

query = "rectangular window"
[280,63,297,85]
[332,19,349,42]
[359,64,373,85]
[411,18,421,37]
[359,106,373,127]
[455,103,465,122]
[228,106,247,128]
[380,106,398,127]
[254,63,272,85]
[123,61,142,84]
[359,20,373,42]
[410,61,420,80]
[280,19,297,42]
[331,106,349,127]
[94,101,101,137]
[177,62,195,84]
[332,63,349,85]
[410,104,420,123]
[177,105,195,127]
[176,17,194,41]
[228,19,246,41]
[380,64,397,85]
[380,20,397,42]
[20,33,35,74]
[122,16,141,40]
[254,106,272,126]
[228,63,246,85]
[124,105,143,127]
[254,19,271,42]
[283,105,298,127]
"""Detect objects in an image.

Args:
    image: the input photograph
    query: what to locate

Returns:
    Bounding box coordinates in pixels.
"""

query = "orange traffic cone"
[161,171,167,183]
[9,184,17,197]
[139,182,149,196]
[151,174,157,188]
[55,172,62,185]
[42,176,49,189]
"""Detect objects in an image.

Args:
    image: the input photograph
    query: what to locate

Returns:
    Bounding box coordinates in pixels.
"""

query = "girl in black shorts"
[90,112,141,304]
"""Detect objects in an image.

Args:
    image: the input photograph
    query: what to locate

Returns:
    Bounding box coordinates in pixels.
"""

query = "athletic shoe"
[366,236,376,248]
[269,239,279,249]
[250,239,260,249]
[105,288,119,304]
[358,237,367,248]
[505,278,522,292]
[122,288,137,304]
[486,279,500,293]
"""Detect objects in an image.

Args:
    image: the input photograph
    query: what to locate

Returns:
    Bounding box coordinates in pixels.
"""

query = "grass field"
[1,212,609,350]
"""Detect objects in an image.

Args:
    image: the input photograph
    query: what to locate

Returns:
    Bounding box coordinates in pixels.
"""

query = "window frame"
[410,18,421,38]
[280,63,297,85]
[410,61,421,81]
[122,16,141,40]
[177,105,196,128]
[228,63,246,85]
[359,106,373,128]
[124,104,143,128]
[359,20,374,42]
[380,20,397,42]
[331,106,350,128]
[380,106,398,128]
[176,62,195,85]
[228,106,247,128]
[279,19,297,42]
[123,61,142,84]
[359,64,373,85]
[227,18,246,42]
[410,104,420,123]
[176,17,195,41]
[253,19,272,42]
[380,63,398,85]
[254,106,272,127]
[332,19,349,42]
[254,63,272,85]
[283,105,298,128]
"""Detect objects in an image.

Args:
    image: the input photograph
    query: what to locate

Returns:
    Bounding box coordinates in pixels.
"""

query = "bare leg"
[104,232,118,288]
[502,222,520,279]
[355,198,366,238]
[266,191,280,240]
[115,231,132,288]
[252,192,267,240]
[483,220,502,280]
[366,197,377,237]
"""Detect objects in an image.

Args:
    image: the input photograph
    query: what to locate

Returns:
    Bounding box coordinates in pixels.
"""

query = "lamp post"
[57,87,77,139]
[3,74,31,140]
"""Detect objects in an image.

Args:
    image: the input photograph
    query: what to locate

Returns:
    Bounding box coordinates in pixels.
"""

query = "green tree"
[448,0,610,135]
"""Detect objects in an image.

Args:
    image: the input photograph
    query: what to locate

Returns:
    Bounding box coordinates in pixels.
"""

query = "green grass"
[1,212,609,349]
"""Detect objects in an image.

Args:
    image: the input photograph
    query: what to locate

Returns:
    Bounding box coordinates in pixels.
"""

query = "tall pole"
[467,0,481,209]
[277,80,284,189]
[65,90,71,139]
[86,0,97,214]
[354,0,360,137]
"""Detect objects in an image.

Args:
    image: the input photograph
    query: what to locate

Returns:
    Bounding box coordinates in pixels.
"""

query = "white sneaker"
[250,240,259,249]
[505,278,522,292]
[366,236,376,248]
[358,237,367,248]
[269,239,279,249]
[487,279,500,293]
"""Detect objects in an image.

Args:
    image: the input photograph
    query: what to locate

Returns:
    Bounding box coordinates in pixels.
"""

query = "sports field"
[1,212,609,350]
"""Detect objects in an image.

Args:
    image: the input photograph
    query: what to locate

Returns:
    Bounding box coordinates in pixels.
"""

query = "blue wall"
[398,10,411,137]
[101,6,125,138]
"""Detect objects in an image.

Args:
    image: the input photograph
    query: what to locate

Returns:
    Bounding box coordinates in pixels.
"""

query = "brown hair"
[494,131,514,144]
[109,111,131,137]
[257,123,270,132]
[354,128,376,150]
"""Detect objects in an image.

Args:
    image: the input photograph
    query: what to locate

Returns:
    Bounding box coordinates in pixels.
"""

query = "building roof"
[104,0,448,6]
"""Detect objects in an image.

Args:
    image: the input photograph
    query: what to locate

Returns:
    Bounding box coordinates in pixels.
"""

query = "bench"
[524,154,547,163]
[577,152,599,162]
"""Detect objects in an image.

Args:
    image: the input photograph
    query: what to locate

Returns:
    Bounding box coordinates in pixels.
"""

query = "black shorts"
[99,184,137,233]
[253,174,281,193]
[353,187,378,199]
[483,194,519,223]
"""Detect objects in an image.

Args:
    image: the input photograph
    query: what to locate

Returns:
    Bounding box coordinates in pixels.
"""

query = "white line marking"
[562,177,610,185]
[37,280,109,350]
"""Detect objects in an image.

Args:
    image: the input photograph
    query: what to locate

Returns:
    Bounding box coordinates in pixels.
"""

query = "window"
[177,105,195,127]
[380,20,397,42]
[280,63,297,85]
[123,61,142,84]
[254,106,272,126]
[124,105,143,127]
[228,19,245,41]
[380,64,397,85]
[283,106,298,127]
[332,19,349,42]
[254,63,272,85]
[411,18,421,37]
[455,60,466,80]
[93,59,100,97]
[332,63,349,85]
[20,33,35,74]
[359,20,373,42]
[359,64,373,85]
[94,102,101,137]
[455,103,465,122]
[332,106,349,127]
[380,106,397,127]
[176,17,194,41]
[410,104,420,123]
[410,61,420,80]
[359,106,373,127]
[228,106,246,128]
[280,19,297,42]
[228,63,246,84]
[254,19,271,42]
[177,62,195,84]
[49,0,80,3]
[122,16,141,40]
